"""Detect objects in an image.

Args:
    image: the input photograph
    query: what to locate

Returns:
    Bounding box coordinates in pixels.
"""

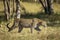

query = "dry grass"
[0,1,60,40]
[0,22,60,40]
[0,1,60,15]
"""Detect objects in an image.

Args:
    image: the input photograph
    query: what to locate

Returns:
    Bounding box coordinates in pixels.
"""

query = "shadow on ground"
[0,11,60,27]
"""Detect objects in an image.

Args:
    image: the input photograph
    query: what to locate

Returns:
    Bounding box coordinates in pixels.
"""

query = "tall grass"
[0,1,60,40]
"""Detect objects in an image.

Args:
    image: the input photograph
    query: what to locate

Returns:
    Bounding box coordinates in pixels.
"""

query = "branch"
[39,0,45,8]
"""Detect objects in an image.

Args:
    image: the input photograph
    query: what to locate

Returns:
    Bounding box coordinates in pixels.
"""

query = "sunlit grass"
[0,1,4,11]
[53,3,60,13]
[0,23,60,40]
[0,1,60,40]
[21,2,42,14]
[0,2,60,15]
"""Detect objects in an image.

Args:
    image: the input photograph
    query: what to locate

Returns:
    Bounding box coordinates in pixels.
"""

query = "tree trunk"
[39,0,48,14]
[6,0,21,31]
[13,0,15,13]
[44,0,49,14]
[12,0,15,18]
[3,0,10,21]
[14,0,21,26]
[15,0,21,19]
[6,0,10,20]
[47,0,54,15]
[3,0,7,21]
[39,0,54,15]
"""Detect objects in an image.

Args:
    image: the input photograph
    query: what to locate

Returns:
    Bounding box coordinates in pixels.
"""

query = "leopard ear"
[37,22,42,26]
[39,22,42,24]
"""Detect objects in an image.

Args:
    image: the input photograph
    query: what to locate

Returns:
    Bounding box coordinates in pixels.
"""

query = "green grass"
[0,1,60,40]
